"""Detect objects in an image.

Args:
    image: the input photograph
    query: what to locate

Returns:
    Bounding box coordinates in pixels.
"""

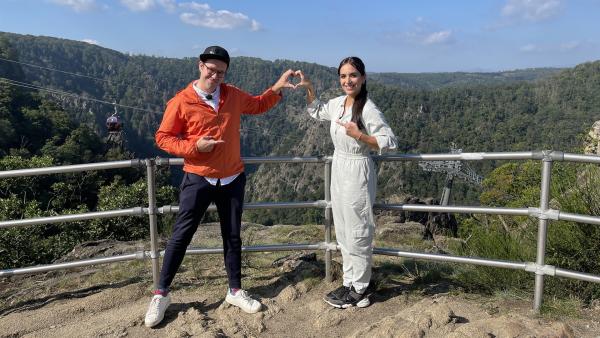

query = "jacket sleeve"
[241,87,282,115]
[307,98,333,121]
[155,98,199,158]
[363,101,398,155]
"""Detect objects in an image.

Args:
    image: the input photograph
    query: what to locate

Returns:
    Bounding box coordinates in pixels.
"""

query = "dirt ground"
[1,222,599,338]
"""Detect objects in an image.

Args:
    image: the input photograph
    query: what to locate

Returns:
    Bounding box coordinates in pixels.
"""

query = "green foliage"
[90,177,177,240]
[543,165,600,301]
[456,161,600,302]
[0,39,179,269]
[369,68,562,90]
[480,161,540,207]
[455,220,535,293]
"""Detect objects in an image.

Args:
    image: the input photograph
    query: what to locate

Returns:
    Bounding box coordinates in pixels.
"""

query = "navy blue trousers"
[158,172,246,290]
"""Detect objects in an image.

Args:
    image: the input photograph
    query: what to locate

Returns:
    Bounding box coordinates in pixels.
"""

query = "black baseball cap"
[199,46,230,67]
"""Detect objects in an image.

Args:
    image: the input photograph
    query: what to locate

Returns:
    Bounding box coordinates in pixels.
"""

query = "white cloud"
[50,0,97,12]
[250,20,262,32]
[81,39,99,45]
[560,41,580,51]
[180,2,209,11]
[520,43,539,52]
[179,2,262,31]
[157,0,176,12]
[501,0,562,22]
[120,0,155,11]
[423,30,453,45]
[387,18,455,46]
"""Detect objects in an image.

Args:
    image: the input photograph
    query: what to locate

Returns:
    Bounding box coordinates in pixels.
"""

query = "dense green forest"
[2,31,598,214]
[368,67,562,89]
[2,31,600,301]
[0,35,177,269]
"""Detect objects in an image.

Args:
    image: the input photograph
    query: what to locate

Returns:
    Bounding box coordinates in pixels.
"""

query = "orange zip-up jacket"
[155,82,281,178]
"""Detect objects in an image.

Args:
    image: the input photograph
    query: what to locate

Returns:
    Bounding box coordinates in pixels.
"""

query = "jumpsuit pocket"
[352,227,371,238]
[352,221,374,254]
[352,207,373,238]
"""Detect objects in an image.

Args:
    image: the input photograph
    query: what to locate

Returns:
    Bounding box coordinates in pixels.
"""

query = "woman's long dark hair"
[338,56,367,131]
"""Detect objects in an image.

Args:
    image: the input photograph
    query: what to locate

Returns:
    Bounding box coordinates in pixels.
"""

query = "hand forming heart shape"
[286,70,302,88]
[274,69,307,91]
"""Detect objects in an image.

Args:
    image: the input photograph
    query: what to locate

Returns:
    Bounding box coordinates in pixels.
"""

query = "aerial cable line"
[0,77,159,114]
[1,77,311,144]
[0,57,307,121]
[1,77,308,144]
[0,56,307,120]
[2,77,312,141]
[0,56,167,94]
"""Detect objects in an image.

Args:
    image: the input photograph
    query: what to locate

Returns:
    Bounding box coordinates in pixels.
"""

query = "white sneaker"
[225,289,262,314]
[144,294,171,328]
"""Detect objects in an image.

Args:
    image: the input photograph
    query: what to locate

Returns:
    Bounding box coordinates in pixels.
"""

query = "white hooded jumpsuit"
[308,96,397,293]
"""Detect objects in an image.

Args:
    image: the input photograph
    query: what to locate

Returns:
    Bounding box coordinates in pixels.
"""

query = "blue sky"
[1,0,599,72]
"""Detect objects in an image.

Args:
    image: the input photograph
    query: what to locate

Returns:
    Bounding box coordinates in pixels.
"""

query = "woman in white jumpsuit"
[298,57,397,308]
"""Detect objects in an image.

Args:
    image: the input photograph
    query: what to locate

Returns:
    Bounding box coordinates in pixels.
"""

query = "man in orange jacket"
[145,46,297,328]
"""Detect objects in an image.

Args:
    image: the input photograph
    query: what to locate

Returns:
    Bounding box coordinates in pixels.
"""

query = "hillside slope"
[2,31,600,218]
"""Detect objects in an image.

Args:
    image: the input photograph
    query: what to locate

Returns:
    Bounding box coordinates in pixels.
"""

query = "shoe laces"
[148,296,162,316]
[237,290,252,300]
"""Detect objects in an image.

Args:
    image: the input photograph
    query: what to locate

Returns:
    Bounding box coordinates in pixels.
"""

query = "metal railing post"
[533,155,553,312]
[145,158,160,289]
[324,158,333,282]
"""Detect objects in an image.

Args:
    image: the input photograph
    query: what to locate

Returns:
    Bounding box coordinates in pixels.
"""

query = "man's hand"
[272,69,301,94]
[196,136,225,152]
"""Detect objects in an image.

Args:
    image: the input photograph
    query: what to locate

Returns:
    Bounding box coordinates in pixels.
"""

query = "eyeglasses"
[202,63,226,78]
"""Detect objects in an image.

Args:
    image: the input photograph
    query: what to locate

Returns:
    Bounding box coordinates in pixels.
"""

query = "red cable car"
[106,114,122,132]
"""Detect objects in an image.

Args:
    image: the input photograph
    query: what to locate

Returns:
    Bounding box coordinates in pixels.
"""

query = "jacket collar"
[181,82,228,105]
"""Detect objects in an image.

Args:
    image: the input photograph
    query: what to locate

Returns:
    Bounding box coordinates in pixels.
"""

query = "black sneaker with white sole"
[341,285,371,308]
[323,285,350,308]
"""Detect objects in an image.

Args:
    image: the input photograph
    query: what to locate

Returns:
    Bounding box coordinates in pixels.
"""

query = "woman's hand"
[335,120,361,140]
[336,120,379,149]
[295,70,311,88]
[296,70,315,103]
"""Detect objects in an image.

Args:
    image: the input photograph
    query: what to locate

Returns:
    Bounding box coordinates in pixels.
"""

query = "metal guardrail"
[2,151,600,313]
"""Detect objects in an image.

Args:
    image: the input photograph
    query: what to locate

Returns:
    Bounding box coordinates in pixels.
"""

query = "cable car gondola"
[106,114,122,132]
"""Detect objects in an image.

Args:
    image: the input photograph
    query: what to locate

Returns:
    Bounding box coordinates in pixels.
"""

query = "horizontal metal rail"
[562,153,600,164]
[0,243,327,277]
[157,156,329,167]
[0,208,145,229]
[2,151,599,179]
[0,159,142,178]
[158,201,326,214]
[554,267,600,283]
[557,211,600,225]
[373,248,527,270]
[374,203,530,216]
[374,248,600,284]
[0,253,142,277]
[372,151,538,162]
[186,243,325,255]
